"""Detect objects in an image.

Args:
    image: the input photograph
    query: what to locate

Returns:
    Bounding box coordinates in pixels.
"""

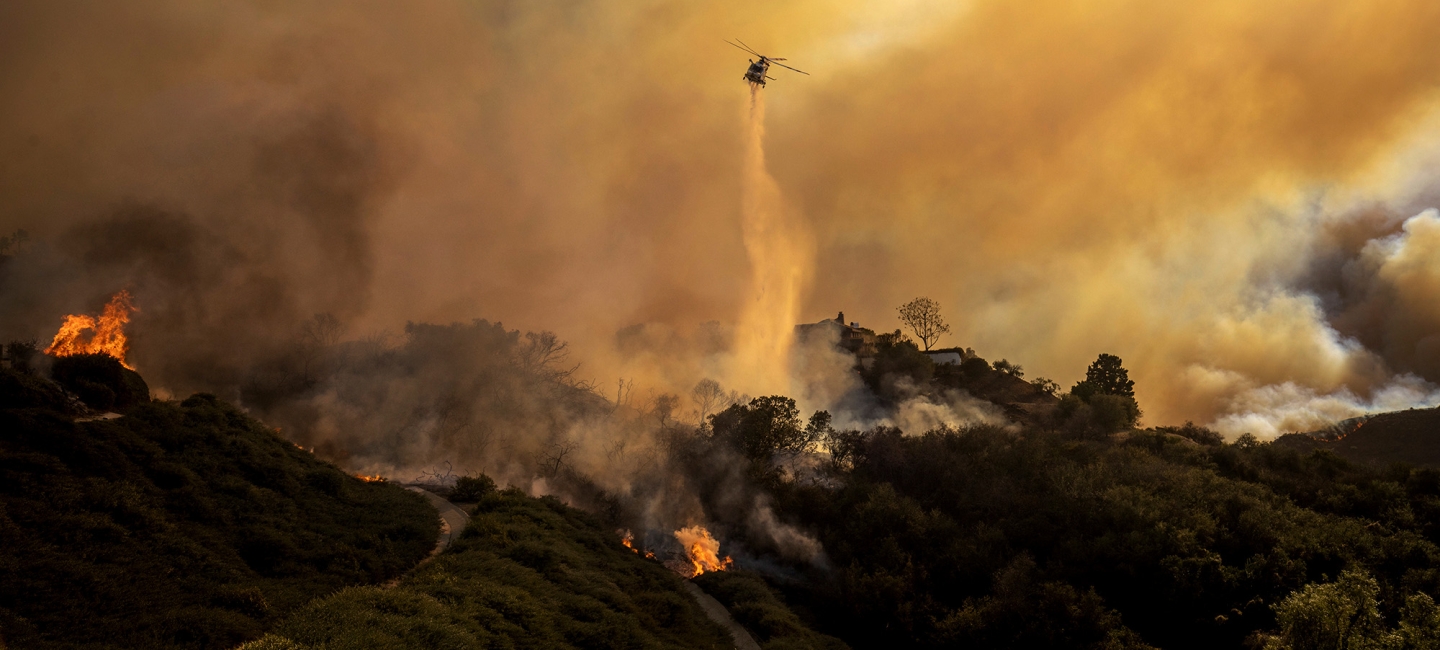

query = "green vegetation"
[693,570,848,650]
[1056,353,1143,435]
[1258,568,1440,649]
[743,422,1440,648]
[0,366,436,649]
[860,332,935,402]
[449,474,498,503]
[244,487,733,649]
[654,353,1440,648]
[601,346,1440,648]
[710,396,830,465]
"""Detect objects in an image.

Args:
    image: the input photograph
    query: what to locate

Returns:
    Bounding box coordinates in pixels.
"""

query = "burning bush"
[43,290,136,368]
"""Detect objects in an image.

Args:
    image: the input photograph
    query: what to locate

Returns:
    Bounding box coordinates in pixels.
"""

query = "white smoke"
[1205,209,1440,439]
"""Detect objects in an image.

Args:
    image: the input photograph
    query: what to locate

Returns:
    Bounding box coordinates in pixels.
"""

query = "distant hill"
[1273,407,1440,468]
[0,366,437,649]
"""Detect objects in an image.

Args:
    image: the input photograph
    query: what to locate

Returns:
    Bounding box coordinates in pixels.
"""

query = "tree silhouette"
[691,378,725,429]
[1084,353,1134,397]
[897,297,951,351]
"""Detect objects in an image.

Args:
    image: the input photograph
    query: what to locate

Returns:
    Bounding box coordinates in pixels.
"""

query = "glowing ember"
[354,474,386,483]
[44,291,137,369]
[672,525,732,578]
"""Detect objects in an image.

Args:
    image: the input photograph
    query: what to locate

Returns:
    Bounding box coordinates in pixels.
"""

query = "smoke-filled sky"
[6,0,1440,436]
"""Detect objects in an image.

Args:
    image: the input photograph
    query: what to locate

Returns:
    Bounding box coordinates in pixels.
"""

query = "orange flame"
[672,525,732,578]
[619,529,640,554]
[44,291,137,369]
[354,474,386,483]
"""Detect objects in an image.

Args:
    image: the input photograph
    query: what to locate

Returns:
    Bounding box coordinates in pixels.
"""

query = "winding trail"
[404,486,470,554]
[683,581,762,650]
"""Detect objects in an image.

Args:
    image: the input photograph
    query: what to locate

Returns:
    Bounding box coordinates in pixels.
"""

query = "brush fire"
[353,474,386,483]
[618,527,729,576]
[618,529,657,559]
[671,525,732,578]
[43,291,137,369]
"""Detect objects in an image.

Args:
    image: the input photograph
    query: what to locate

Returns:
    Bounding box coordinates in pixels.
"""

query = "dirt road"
[404,487,470,554]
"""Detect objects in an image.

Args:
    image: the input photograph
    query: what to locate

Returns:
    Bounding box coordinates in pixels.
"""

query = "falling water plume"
[728,85,815,396]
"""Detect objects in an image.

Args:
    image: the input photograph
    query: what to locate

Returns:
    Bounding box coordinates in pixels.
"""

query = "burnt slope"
[1276,407,1440,468]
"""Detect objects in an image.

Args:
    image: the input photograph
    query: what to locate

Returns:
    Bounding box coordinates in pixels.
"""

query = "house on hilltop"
[795,311,878,358]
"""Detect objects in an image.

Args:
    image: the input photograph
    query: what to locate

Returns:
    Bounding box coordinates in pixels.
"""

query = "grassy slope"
[0,371,437,649]
[245,488,734,650]
[693,570,849,650]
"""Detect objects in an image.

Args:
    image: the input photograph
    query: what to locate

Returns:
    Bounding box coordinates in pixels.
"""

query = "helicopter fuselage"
[744,58,770,86]
[728,40,806,86]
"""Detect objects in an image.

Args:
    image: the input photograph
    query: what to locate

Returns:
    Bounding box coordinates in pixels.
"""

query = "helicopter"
[726,39,809,87]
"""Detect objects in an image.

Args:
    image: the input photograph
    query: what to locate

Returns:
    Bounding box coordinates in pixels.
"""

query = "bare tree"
[516,330,579,384]
[651,393,678,427]
[301,312,344,347]
[0,229,30,258]
[539,439,579,477]
[298,312,344,381]
[897,297,951,351]
[691,378,725,428]
[611,378,635,413]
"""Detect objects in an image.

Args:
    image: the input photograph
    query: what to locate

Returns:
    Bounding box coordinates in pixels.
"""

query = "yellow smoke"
[6,1,1440,431]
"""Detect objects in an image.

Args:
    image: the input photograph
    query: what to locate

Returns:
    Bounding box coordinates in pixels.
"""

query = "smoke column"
[727,85,815,396]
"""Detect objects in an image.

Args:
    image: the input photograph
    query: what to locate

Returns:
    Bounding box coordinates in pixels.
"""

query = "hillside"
[1275,407,1440,468]
[683,418,1440,648]
[241,487,738,649]
[0,366,438,649]
[693,570,849,650]
[932,357,1059,425]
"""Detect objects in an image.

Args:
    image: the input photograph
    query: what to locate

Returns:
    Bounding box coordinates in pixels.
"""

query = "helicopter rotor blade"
[724,39,758,57]
[770,58,787,61]
[735,39,765,57]
[772,61,810,75]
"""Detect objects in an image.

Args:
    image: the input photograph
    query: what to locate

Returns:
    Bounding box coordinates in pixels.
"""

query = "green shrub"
[450,474,496,502]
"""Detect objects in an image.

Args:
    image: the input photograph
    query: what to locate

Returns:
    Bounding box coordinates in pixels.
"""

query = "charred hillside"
[1275,407,1440,468]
